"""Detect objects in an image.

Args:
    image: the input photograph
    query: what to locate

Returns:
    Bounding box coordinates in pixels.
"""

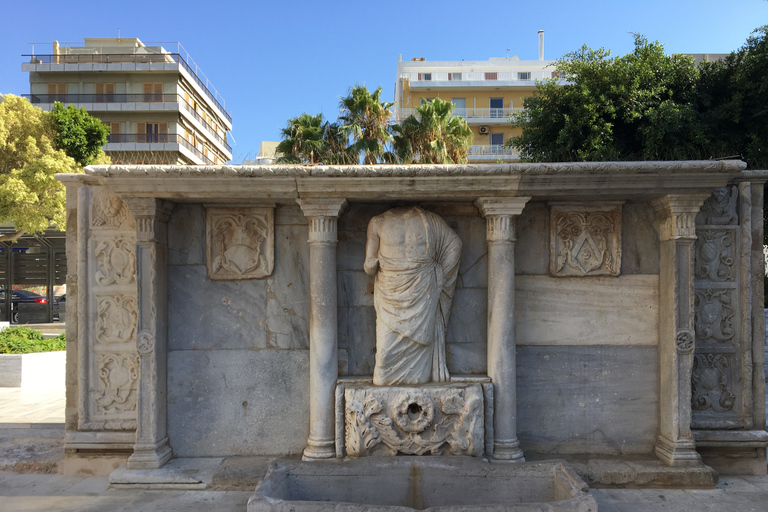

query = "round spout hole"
[407,403,422,420]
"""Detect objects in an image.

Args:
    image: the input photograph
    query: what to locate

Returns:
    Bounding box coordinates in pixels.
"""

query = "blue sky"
[0,0,766,162]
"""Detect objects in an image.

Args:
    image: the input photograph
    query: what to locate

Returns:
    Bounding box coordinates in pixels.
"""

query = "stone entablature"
[57,160,768,477]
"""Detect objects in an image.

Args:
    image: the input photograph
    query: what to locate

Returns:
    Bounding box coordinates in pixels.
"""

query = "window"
[452,98,466,118]
[107,122,120,143]
[518,72,531,80]
[420,98,434,105]
[551,71,560,79]
[95,83,115,102]
[143,83,163,102]
[448,73,462,81]
[47,83,67,102]
[490,133,504,147]
[489,98,504,118]
[136,122,168,143]
[417,73,432,81]
[484,72,498,81]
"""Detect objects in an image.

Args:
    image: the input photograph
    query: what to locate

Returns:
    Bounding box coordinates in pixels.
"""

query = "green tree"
[275,113,325,164]
[339,85,393,164]
[391,98,474,164]
[696,26,768,169]
[50,102,110,167]
[0,95,80,241]
[510,35,704,162]
[317,122,356,165]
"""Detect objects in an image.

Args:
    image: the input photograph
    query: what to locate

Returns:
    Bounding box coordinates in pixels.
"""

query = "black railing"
[24,93,178,103]
[24,94,232,153]
[23,53,231,123]
[105,133,213,164]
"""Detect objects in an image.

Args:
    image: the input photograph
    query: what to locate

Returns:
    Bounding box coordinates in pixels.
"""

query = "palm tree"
[318,121,357,165]
[276,113,324,164]
[391,98,473,164]
[339,85,394,164]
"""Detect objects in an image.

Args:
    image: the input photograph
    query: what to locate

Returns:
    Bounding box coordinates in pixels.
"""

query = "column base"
[126,437,173,470]
[491,438,526,463]
[655,435,701,467]
[302,437,336,461]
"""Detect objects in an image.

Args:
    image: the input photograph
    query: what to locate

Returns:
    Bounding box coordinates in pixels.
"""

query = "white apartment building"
[22,38,232,165]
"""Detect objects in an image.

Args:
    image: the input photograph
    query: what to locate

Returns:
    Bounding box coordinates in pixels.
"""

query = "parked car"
[0,289,56,323]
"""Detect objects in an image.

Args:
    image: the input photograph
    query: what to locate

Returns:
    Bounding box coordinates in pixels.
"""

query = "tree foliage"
[391,98,474,164]
[50,103,110,167]
[510,35,704,162]
[275,113,357,165]
[0,95,80,240]
[339,85,394,164]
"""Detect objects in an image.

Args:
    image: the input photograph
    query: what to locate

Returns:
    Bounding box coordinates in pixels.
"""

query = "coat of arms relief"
[550,204,622,277]
[206,207,274,280]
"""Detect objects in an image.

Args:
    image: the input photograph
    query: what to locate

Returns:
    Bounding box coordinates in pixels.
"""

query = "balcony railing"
[402,70,551,83]
[467,145,519,160]
[24,93,232,153]
[23,53,231,123]
[395,107,524,122]
[105,133,213,164]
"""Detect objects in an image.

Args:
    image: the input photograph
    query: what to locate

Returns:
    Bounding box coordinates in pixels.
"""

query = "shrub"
[0,327,65,354]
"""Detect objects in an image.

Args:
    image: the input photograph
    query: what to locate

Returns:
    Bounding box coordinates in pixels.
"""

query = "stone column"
[298,198,347,460]
[651,194,709,466]
[476,196,530,462]
[123,197,174,470]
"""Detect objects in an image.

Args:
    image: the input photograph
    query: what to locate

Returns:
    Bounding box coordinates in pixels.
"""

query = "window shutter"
[110,122,120,134]
[137,122,146,143]
[95,83,104,95]
[143,83,152,95]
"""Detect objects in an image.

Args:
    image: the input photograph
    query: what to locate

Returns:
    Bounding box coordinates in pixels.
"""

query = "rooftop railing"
[395,107,524,122]
[23,93,231,153]
[401,70,553,82]
[23,52,231,124]
[467,144,519,159]
[105,133,214,164]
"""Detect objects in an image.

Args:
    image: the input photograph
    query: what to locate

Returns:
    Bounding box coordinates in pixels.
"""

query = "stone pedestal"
[652,194,709,466]
[476,197,530,462]
[298,198,347,460]
[123,198,174,469]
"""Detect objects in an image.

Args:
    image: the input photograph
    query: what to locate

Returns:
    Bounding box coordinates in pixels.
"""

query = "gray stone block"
[446,342,487,375]
[622,202,659,275]
[340,306,376,376]
[168,203,205,266]
[515,201,549,275]
[167,350,309,457]
[168,265,268,350]
[446,287,487,344]
[517,345,658,456]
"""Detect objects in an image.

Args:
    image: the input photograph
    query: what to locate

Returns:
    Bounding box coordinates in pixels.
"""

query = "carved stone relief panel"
[79,186,139,432]
[692,184,746,429]
[341,384,484,457]
[206,207,274,280]
[549,204,622,277]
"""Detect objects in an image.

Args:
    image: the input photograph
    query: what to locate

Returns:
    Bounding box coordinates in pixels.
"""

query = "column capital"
[297,198,348,219]
[122,197,174,243]
[650,194,709,241]
[475,196,531,218]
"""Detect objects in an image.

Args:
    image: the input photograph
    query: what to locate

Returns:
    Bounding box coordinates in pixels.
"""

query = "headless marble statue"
[364,206,462,385]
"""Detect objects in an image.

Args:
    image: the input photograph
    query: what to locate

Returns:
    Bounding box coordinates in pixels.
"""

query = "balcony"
[402,70,553,89]
[466,145,519,162]
[395,107,524,124]
[24,93,232,155]
[22,53,231,124]
[104,133,214,165]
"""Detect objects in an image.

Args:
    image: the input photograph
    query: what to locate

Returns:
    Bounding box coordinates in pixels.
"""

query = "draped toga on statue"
[364,207,462,386]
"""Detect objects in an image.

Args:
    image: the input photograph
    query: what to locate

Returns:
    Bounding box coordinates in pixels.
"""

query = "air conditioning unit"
[478,126,490,135]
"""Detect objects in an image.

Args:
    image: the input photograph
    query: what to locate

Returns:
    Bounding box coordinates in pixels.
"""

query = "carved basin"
[247,458,597,511]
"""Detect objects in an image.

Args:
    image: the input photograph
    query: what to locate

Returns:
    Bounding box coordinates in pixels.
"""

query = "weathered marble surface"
[167,349,309,457]
[517,346,658,455]
[515,275,659,346]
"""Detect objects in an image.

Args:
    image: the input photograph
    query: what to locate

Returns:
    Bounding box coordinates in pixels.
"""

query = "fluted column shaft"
[651,194,709,466]
[476,197,530,462]
[298,198,347,460]
[123,197,174,470]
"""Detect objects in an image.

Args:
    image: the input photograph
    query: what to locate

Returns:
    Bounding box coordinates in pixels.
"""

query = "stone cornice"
[56,161,759,203]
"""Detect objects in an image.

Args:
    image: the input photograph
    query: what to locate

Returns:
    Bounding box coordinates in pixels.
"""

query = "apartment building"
[22,38,232,165]
[394,32,558,163]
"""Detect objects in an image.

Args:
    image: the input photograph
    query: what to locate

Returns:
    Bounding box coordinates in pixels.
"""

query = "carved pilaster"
[122,197,173,469]
[651,194,709,466]
[475,196,530,462]
[298,198,347,460]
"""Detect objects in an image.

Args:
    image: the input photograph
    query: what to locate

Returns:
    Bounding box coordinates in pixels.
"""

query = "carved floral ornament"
[136,330,155,356]
[692,353,736,413]
[91,188,133,229]
[549,204,622,277]
[675,329,695,353]
[206,207,274,280]
[95,353,139,414]
[344,385,484,458]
